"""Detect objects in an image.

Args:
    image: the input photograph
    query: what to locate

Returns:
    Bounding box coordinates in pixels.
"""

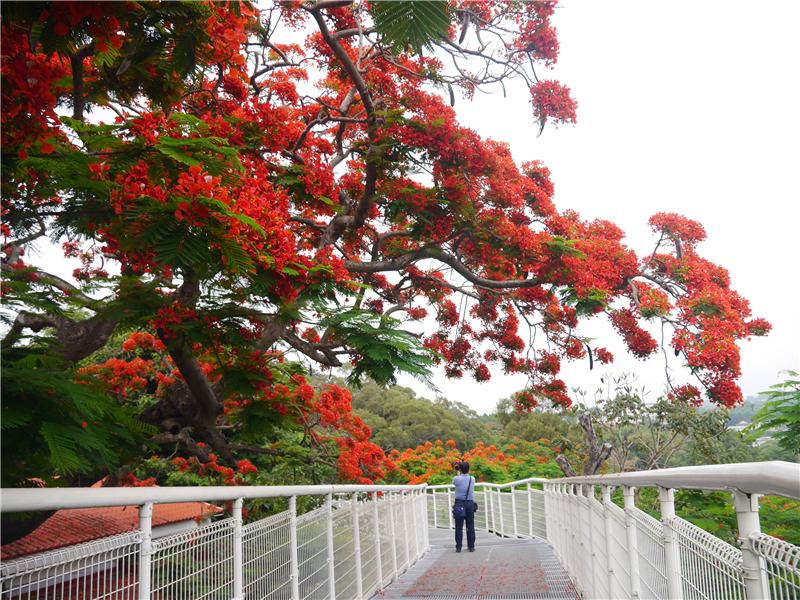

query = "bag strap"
[464,475,473,501]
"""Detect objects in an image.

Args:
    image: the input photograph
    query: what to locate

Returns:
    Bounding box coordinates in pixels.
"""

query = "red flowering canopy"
[1,1,768,489]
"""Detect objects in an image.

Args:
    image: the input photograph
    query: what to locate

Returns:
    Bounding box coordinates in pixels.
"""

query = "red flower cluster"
[609,308,659,359]
[530,80,578,126]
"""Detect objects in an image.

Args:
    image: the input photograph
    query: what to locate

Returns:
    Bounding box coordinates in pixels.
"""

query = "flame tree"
[1,1,769,492]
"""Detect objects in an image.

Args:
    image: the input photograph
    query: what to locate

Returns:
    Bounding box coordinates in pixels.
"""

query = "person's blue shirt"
[452,474,475,501]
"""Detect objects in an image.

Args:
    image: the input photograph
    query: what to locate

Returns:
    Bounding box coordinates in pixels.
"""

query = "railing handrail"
[550,460,800,500]
[0,483,427,513]
[2,460,796,514]
[427,476,548,491]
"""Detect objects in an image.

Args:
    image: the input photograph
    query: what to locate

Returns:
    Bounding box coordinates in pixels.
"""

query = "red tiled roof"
[2,500,222,560]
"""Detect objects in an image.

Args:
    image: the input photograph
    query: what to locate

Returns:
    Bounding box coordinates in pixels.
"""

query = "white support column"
[401,492,410,565]
[371,492,384,590]
[232,498,244,600]
[432,491,438,528]
[733,491,770,600]
[561,485,570,569]
[567,485,577,578]
[446,488,454,529]
[585,485,598,599]
[527,483,534,538]
[559,484,569,563]
[325,494,336,600]
[658,487,683,600]
[511,485,519,538]
[601,486,617,600]
[409,489,420,560]
[623,487,642,599]
[484,488,491,532]
[498,489,506,537]
[387,493,399,580]
[422,491,431,550]
[138,502,153,600]
[289,495,300,600]
[351,493,364,600]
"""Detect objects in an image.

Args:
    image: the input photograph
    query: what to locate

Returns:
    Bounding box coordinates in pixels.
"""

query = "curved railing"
[0,484,429,600]
[2,461,798,599]
[427,461,800,600]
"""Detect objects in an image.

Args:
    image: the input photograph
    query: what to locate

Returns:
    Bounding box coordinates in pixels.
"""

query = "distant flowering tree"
[387,438,564,485]
[1,0,768,497]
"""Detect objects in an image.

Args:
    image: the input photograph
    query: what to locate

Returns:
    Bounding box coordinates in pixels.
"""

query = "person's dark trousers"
[454,500,476,551]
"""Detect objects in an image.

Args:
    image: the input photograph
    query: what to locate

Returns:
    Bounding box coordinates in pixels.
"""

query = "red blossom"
[530,80,578,126]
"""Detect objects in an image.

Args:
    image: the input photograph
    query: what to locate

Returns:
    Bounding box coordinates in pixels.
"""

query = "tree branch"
[345,247,544,290]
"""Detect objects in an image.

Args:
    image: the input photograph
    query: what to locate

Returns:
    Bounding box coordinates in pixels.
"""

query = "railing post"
[601,486,617,600]
[351,493,363,600]
[733,491,770,600]
[562,485,569,571]
[511,485,519,538]
[623,487,641,599]
[432,490,438,528]
[446,488,453,529]
[498,489,506,537]
[232,498,244,600]
[527,483,534,538]
[422,490,431,550]
[138,502,153,600]
[325,494,336,600]
[484,488,492,532]
[569,484,579,581]
[388,492,399,579]
[409,489,420,559]
[658,487,683,600]
[371,492,384,590]
[401,491,410,565]
[289,495,300,600]
[584,485,598,598]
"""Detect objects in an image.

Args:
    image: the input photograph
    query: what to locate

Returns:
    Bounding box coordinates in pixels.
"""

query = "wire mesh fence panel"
[670,516,745,600]
[332,501,357,600]
[243,510,292,600]
[377,496,396,587]
[296,506,329,600]
[543,490,564,563]
[428,490,450,529]
[150,517,234,600]
[751,532,800,600]
[485,490,496,534]
[401,495,415,570]
[570,494,591,595]
[498,491,513,537]
[0,531,140,600]
[357,500,379,599]
[633,507,668,600]
[589,497,610,600]
[511,489,528,538]
[474,491,487,531]
[606,501,633,600]
[530,489,547,539]
[391,497,409,574]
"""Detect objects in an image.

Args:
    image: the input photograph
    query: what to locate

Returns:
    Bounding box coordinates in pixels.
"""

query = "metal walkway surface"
[375,528,579,600]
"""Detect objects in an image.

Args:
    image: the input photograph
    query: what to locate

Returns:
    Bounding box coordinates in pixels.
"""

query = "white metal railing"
[427,461,800,600]
[0,484,428,599]
[1,461,798,599]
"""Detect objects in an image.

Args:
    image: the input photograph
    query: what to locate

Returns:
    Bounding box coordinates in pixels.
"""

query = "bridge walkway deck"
[375,528,579,600]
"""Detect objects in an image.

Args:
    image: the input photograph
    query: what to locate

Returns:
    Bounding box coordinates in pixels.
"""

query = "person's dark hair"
[456,461,470,474]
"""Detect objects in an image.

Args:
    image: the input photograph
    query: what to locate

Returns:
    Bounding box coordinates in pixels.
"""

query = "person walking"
[452,461,476,552]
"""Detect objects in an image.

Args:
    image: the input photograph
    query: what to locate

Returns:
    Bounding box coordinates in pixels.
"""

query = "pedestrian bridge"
[1,461,798,599]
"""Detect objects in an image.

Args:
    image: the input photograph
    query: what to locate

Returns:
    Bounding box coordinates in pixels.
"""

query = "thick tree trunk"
[555,412,613,477]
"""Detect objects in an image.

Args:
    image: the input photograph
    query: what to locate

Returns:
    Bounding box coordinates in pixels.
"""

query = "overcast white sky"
[397,0,800,413]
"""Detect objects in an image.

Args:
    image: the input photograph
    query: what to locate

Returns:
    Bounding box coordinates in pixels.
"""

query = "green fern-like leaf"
[369,1,451,53]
